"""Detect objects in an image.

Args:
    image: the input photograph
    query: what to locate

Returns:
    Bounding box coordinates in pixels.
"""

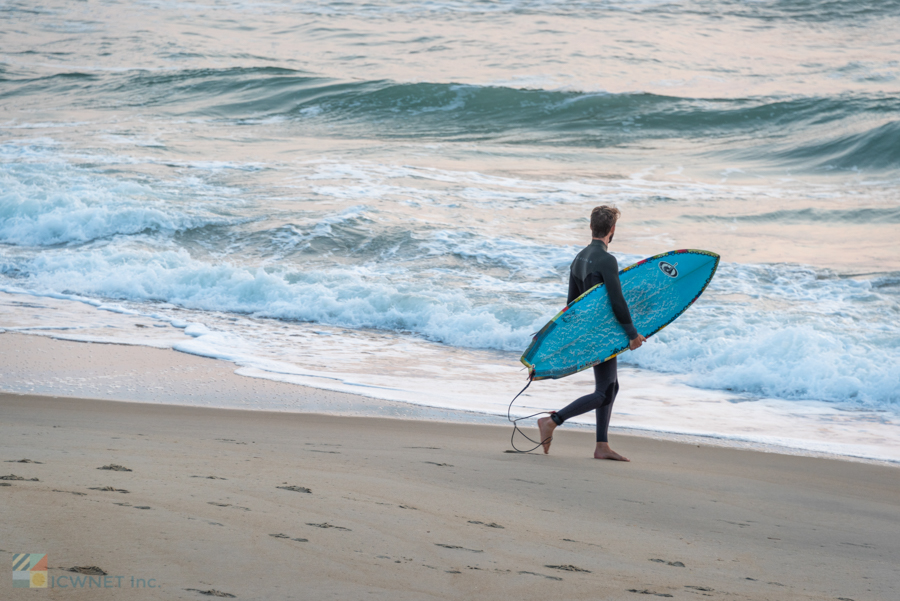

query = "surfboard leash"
[506,373,554,453]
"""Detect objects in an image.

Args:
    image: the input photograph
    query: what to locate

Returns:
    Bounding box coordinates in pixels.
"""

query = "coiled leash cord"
[507,373,554,453]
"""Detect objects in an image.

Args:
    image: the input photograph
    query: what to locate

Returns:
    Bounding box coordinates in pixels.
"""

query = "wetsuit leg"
[594,378,619,443]
[551,358,618,442]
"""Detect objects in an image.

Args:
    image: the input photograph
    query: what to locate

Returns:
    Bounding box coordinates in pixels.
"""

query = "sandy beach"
[1,333,898,601]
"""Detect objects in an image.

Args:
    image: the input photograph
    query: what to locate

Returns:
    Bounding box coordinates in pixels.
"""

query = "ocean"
[1,0,898,461]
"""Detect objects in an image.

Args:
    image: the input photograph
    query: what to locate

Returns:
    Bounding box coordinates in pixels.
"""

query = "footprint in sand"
[89,486,130,493]
[435,544,482,553]
[518,571,563,581]
[562,538,602,547]
[97,464,132,472]
[841,542,875,549]
[719,519,751,528]
[277,485,312,493]
[270,533,309,542]
[628,589,674,598]
[0,474,39,481]
[208,502,249,511]
[545,564,591,573]
[191,475,227,480]
[650,558,685,567]
[67,567,107,575]
[52,489,87,496]
[468,521,504,529]
[185,588,236,597]
[307,522,350,531]
[6,459,43,464]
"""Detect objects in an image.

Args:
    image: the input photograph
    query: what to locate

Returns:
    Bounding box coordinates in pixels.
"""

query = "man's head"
[590,205,620,241]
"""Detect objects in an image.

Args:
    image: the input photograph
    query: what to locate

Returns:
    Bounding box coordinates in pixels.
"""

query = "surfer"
[537,206,645,461]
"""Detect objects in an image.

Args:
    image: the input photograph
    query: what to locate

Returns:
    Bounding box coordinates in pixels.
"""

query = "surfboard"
[521,249,719,380]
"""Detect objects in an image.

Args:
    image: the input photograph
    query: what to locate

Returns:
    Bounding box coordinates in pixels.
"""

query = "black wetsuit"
[551,240,638,442]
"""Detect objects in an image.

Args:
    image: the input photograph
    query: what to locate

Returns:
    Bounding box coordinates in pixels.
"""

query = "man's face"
[608,224,616,243]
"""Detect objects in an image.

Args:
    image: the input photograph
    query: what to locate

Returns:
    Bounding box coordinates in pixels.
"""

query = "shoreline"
[1,330,897,467]
[3,392,899,600]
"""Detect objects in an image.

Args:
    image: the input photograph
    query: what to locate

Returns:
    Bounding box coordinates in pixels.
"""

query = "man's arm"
[567,270,581,305]
[597,256,639,341]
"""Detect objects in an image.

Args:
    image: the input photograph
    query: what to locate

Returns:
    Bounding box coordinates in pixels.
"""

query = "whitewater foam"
[4,228,898,409]
[2,290,898,463]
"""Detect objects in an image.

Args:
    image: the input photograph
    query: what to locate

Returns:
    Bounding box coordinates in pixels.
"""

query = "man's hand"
[628,334,646,351]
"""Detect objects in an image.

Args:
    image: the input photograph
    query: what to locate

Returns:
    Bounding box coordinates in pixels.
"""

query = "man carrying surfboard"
[537,206,645,461]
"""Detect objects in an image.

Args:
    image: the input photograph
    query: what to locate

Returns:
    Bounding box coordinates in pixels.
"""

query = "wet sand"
[1,335,899,600]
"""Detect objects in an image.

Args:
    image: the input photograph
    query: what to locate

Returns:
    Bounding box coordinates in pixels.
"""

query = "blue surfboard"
[521,249,719,380]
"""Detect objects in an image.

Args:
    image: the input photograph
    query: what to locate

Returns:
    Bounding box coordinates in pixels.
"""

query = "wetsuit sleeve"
[567,270,581,305]
[598,256,639,340]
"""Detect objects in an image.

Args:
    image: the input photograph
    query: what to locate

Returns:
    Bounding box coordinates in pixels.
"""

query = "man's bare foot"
[593,442,629,462]
[537,416,556,454]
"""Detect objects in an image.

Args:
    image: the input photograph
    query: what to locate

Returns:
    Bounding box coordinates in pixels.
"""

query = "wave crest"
[0,161,235,246]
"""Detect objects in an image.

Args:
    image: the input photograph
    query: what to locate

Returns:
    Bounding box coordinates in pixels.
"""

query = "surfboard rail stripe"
[521,249,719,380]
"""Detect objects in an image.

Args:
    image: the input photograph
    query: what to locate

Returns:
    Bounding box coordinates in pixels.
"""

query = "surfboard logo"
[658,261,678,278]
[561,310,579,324]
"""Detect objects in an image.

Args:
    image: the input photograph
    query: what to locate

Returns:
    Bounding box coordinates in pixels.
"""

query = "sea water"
[1,0,898,461]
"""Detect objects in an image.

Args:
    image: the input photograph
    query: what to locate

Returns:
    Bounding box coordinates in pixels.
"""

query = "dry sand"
[1,333,898,601]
